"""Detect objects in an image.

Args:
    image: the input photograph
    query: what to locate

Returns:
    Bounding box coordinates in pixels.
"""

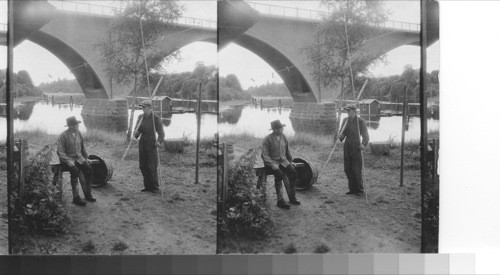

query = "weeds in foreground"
[218,148,274,251]
[11,145,71,236]
[314,243,331,254]
[112,241,128,252]
[284,243,297,254]
[81,240,96,254]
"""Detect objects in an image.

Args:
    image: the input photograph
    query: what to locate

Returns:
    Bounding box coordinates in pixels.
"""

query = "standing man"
[261,120,300,210]
[57,116,95,206]
[134,100,165,193]
[338,104,369,195]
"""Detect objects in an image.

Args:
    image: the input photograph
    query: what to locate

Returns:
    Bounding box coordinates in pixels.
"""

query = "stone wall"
[81,99,129,132]
[289,102,338,136]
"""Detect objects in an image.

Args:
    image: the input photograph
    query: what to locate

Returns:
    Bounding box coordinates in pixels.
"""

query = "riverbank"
[219,132,426,253]
[9,129,217,254]
[219,100,252,108]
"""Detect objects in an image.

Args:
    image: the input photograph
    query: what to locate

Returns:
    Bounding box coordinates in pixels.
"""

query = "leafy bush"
[220,148,274,241]
[11,145,71,236]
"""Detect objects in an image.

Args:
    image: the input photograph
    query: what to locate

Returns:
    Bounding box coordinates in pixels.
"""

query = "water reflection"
[218,104,439,143]
[0,101,217,141]
[219,105,244,124]
[360,115,381,130]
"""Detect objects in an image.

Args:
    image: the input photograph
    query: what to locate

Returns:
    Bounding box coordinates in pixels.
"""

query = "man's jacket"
[339,116,369,146]
[261,133,293,167]
[57,129,88,164]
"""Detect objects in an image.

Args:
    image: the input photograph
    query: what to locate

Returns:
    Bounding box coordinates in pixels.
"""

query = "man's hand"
[134,131,140,138]
[67,160,75,167]
[271,164,279,171]
[338,134,345,141]
[359,144,365,150]
[290,162,296,168]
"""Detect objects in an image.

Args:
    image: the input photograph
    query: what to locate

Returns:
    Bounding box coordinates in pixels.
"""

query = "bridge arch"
[233,34,317,102]
[28,30,107,98]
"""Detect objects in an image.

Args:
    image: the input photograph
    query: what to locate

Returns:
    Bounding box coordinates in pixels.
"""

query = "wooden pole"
[222,143,228,206]
[19,140,26,198]
[420,0,430,253]
[195,82,202,184]
[6,0,14,254]
[400,86,407,187]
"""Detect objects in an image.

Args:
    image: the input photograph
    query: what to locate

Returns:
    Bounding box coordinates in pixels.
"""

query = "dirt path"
[222,142,421,253]
[14,140,217,255]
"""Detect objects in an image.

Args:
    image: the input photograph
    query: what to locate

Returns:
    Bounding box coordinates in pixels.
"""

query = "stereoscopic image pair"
[0,0,439,255]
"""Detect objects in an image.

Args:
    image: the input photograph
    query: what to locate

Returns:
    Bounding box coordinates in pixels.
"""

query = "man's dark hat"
[65,116,81,127]
[139,99,152,108]
[343,103,357,111]
[270,119,286,130]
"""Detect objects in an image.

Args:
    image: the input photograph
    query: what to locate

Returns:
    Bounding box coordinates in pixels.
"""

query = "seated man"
[57,116,95,206]
[261,120,300,210]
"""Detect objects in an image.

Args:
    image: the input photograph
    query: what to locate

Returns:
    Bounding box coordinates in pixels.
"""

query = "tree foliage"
[219,74,251,101]
[0,69,43,99]
[95,0,182,89]
[133,62,218,100]
[304,0,389,100]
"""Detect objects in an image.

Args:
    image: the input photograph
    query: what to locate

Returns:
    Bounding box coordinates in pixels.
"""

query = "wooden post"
[260,99,263,110]
[18,140,26,198]
[420,0,431,253]
[195,82,202,184]
[400,86,407,187]
[222,143,228,206]
[6,0,14,254]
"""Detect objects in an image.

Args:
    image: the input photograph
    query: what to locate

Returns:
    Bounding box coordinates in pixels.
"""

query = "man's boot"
[275,181,290,210]
[72,196,86,206]
[84,193,96,202]
[283,175,300,205]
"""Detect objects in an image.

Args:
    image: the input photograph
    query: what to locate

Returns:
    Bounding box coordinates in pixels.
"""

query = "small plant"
[112,241,128,252]
[219,148,274,243]
[81,240,96,254]
[11,145,71,236]
[314,243,331,254]
[284,243,297,254]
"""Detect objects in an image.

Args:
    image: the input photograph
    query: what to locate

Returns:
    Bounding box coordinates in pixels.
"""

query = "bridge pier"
[289,102,338,136]
[81,99,129,132]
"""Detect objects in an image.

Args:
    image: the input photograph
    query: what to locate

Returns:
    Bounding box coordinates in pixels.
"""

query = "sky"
[0,0,217,85]
[219,1,440,89]
[0,0,438,89]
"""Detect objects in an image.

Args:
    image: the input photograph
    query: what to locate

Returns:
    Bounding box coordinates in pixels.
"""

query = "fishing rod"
[116,75,164,173]
[318,79,368,180]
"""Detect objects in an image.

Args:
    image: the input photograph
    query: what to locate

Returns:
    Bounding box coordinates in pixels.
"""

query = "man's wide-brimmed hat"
[270,119,286,130]
[65,116,81,127]
[138,99,152,108]
[343,103,357,111]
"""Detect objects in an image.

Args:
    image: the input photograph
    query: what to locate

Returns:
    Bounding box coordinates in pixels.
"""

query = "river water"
[219,104,439,142]
[0,101,218,141]
[1,101,439,143]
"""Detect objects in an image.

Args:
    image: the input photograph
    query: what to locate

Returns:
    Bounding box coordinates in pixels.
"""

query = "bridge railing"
[246,1,420,32]
[48,0,216,29]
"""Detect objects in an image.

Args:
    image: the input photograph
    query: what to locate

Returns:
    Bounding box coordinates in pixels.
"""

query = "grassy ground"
[7,129,217,255]
[219,132,425,253]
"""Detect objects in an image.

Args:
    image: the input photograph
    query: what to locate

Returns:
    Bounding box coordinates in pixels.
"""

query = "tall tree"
[304,0,389,133]
[95,0,182,141]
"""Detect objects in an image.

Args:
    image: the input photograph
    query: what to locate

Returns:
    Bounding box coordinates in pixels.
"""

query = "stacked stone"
[289,102,338,136]
[81,99,129,132]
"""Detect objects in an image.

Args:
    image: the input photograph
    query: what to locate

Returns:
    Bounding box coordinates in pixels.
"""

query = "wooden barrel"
[293,157,318,190]
[88,155,113,187]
